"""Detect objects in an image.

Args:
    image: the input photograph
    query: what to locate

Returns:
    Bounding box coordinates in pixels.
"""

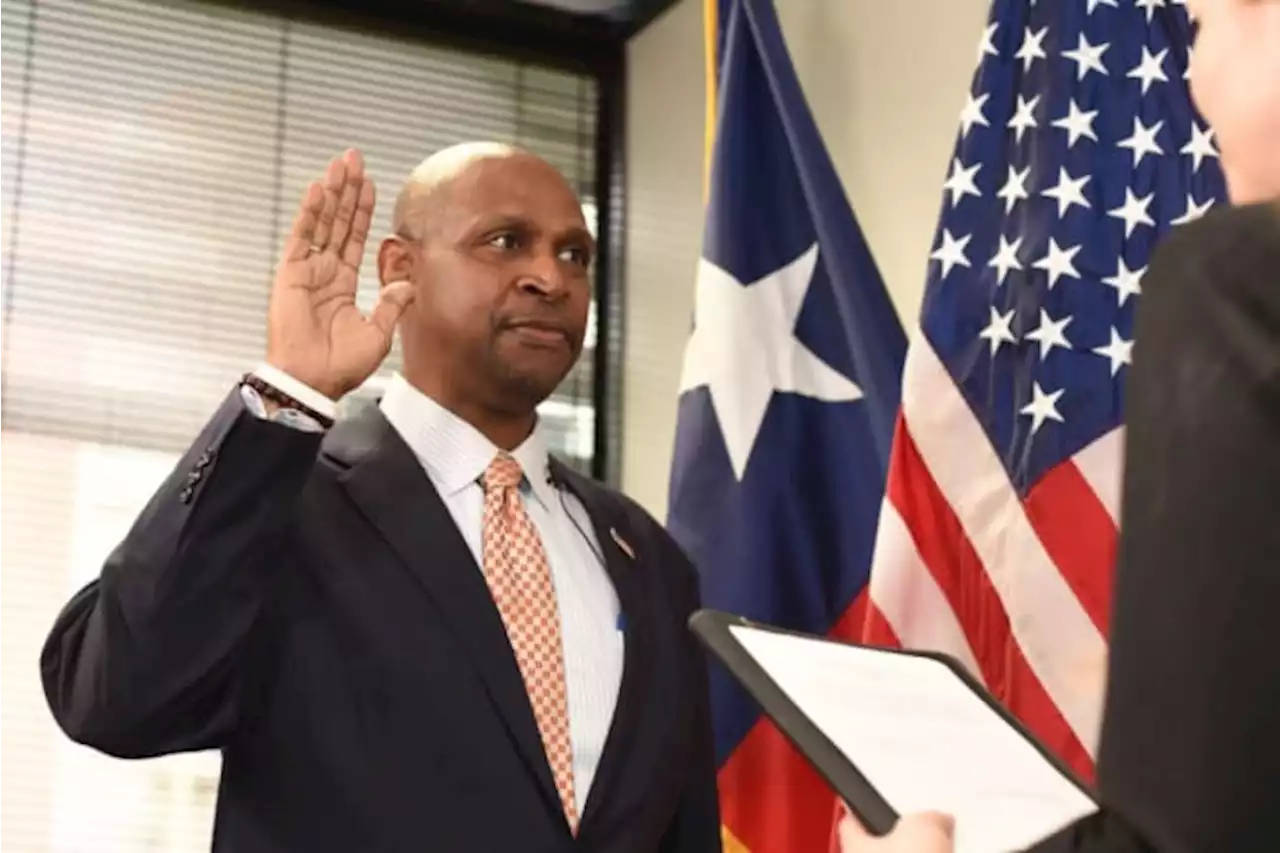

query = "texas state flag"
[665,1,909,851]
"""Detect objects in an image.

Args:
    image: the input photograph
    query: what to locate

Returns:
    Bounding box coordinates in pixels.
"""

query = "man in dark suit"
[39,143,722,853]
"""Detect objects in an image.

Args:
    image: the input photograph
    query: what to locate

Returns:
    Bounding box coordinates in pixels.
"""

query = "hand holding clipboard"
[689,610,1099,853]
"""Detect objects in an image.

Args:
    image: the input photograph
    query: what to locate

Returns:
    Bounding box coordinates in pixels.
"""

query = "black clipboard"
[689,608,1098,836]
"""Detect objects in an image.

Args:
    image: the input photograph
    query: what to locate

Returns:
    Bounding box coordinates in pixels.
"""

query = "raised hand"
[266,149,414,400]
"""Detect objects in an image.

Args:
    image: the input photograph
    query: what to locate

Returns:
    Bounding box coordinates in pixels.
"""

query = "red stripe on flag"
[1003,642,1096,783]
[884,416,1007,685]
[1024,461,1117,636]
[718,719,837,853]
[827,586,872,644]
[886,416,1095,780]
[718,589,874,853]
[856,602,899,647]
[828,587,899,648]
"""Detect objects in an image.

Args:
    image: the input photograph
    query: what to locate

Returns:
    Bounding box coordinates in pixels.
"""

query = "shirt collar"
[378,373,556,509]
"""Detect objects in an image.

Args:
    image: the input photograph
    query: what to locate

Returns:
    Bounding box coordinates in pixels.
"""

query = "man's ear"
[377,236,414,290]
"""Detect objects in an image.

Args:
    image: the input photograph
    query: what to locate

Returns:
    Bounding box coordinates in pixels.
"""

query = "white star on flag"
[1108,188,1156,237]
[1181,123,1219,173]
[943,157,983,207]
[1117,117,1164,168]
[1020,382,1065,434]
[1063,34,1109,81]
[931,229,973,278]
[1025,309,1073,360]
[1093,328,1133,376]
[1135,0,1166,22]
[976,22,998,62]
[1127,46,1169,94]
[1042,167,1091,217]
[979,307,1017,355]
[997,165,1031,213]
[1102,258,1145,306]
[1008,94,1040,143]
[1033,237,1081,289]
[1052,99,1099,148]
[678,244,863,480]
[1171,193,1215,226]
[988,234,1024,285]
[959,91,991,138]
[1016,26,1048,71]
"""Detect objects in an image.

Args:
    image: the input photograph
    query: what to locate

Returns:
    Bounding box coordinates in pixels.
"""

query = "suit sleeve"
[660,542,724,853]
[39,388,323,758]
[1024,203,1280,853]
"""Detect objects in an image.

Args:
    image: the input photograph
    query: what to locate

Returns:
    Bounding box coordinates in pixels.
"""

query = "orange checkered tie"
[480,452,578,832]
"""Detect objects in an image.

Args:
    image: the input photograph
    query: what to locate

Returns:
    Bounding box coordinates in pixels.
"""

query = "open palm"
[266,148,413,400]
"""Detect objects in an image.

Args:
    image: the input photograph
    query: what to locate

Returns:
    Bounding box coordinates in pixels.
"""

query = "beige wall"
[621,0,991,518]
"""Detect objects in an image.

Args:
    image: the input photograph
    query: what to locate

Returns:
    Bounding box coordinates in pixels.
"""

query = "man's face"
[406,154,595,412]
[1186,0,1280,204]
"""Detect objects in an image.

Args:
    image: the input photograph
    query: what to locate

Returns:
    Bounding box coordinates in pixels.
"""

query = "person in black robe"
[839,0,1280,849]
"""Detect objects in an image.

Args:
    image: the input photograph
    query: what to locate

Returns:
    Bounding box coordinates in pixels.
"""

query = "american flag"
[845,0,1228,788]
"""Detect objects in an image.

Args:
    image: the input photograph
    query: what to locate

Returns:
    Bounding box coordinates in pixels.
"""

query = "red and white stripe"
[844,333,1122,779]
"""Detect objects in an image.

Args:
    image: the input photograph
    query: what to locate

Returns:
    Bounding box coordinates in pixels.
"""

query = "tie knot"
[482,452,525,491]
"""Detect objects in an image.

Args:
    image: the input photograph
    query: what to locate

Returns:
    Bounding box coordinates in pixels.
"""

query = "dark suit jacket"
[39,393,722,853]
[1029,202,1280,852]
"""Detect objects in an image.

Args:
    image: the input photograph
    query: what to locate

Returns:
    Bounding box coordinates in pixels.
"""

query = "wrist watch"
[239,383,328,433]
[239,364,338,433]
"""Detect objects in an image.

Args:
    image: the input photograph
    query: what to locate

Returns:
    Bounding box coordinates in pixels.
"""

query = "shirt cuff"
[252,363,339,422]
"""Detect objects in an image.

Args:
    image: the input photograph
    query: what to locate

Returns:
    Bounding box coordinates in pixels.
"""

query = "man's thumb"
[370,279,415,336]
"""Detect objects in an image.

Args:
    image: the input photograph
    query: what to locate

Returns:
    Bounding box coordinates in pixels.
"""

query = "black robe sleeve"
[1029,201,1280,853]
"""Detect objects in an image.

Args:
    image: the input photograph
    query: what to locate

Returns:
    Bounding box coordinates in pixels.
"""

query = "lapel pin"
[610,527,635,561]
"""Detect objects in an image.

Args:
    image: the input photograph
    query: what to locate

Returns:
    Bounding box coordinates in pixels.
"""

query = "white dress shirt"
[377,373,624,815]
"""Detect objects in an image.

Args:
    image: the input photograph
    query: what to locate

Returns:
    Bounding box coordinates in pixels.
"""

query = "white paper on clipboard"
[729,624,1098,853]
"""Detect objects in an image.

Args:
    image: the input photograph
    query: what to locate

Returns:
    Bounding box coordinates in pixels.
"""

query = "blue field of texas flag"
[665,1,908,850]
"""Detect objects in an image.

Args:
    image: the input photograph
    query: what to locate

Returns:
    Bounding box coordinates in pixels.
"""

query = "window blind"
[0,1,602,850]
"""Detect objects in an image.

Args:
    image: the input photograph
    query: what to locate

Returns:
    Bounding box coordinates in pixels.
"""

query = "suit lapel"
[550,460,657,831]
[323,405,562,817]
